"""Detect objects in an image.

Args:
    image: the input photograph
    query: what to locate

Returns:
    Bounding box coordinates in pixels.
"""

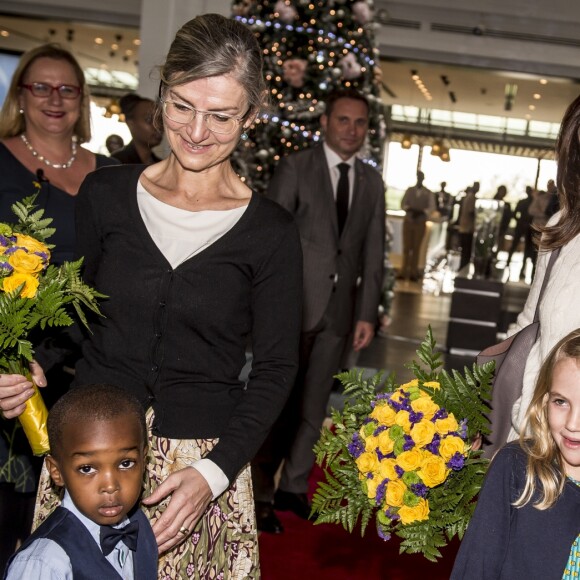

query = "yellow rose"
[15,234,50,259]
[422,381,441,390]
[365,435,379,452]
[3,272,39,298]
[377,430,395,455]
[399,379,418,390]
[356,451,379,475]
[398,498,430,525]
[395,410,412,433]
[410,396,439,421]
[418,454,449,488]
[396,448,423,472]
[8,249,44,275]
[365,476,379,499]
[410,419,437,448]
[439,435,466,462]
[435,414,459,435]
[386,479,407,507]
[370,402,397,427]
[378,458,398,480]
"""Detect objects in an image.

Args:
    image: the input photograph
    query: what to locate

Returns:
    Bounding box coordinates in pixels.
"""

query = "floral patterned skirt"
[34,409,260,579]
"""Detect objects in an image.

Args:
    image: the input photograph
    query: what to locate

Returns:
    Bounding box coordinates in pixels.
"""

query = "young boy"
[4,384,158,579]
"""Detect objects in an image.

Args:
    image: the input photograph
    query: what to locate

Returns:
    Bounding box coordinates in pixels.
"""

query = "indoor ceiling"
[379,58,580,124]
[1,13,579,127]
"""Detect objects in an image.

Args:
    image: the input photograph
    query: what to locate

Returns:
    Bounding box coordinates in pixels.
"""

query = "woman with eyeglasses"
[0,43,118,569]
[1,15,302,577]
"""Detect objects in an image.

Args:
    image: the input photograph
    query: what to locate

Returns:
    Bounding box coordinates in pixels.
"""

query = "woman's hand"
[0,360,47,419]
[142,467,213,554]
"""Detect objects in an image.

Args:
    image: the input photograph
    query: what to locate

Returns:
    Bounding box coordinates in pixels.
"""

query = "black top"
[74,164,303,481]
[0,142,118,264]
[451,443,580,579]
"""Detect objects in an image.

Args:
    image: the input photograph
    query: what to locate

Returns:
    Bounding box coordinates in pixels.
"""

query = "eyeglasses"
[162,100,246,135]
[20,82,82,100]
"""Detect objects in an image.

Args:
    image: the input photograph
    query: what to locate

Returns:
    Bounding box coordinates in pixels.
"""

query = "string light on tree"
[230,0,386,193]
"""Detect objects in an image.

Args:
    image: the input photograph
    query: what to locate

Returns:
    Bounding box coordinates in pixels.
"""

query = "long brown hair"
[541,94,580,250]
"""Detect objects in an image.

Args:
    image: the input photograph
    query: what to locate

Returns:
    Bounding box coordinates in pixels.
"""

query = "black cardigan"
[451,442,580,579]
[74,164,303,481]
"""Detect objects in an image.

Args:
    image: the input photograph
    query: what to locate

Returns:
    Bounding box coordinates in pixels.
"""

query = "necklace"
[20,133,78,169]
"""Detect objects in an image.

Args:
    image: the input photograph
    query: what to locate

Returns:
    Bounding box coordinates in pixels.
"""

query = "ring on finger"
[179,526,189,536]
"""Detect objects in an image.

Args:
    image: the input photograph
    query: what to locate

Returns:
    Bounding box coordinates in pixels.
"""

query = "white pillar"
[137,0,231,98]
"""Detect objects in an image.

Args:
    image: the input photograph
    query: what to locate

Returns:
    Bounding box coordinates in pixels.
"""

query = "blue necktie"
[100,520,139,556]
[336,163,350,235]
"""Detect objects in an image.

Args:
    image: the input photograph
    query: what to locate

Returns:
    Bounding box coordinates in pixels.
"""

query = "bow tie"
[100,520,139,556]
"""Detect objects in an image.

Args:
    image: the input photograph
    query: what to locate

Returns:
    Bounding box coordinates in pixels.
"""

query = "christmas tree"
[231,0,386,194]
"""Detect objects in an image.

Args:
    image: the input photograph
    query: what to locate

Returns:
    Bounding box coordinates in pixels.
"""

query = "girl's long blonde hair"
[515,329,580,509]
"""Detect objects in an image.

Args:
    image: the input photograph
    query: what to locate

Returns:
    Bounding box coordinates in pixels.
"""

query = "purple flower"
[385,506,400,521]
[375,479,388,506]
[409,410,424,424]
[0,262,13,273]
[4,246,18,255]
[376,449,391,461]
[373,424,388,436]
[447,452,466,471]
[377,523,391,541]
[433,408,449,421]
[458,419,468,440]
[402,434,415,451]
[410,482,429,498]
[367,472,374,479]
[425,433,441,455]
[395,465,404,478]
[348,432,365,459]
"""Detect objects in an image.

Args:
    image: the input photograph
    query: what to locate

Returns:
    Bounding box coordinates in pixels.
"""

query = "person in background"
[0,43,118,570]
[457,181,479,270]
[435,180,453,221]
[451,330,580,578]
[111,94,163,165]
[4,384,157,580]
[0,14,302,579]
[545,178,560,218]
[506,185,535,280]
[105,133,124,155]
[493,184,512,252]
[251,88,385,534]
[507,94,580,446]
[399,171,435,281]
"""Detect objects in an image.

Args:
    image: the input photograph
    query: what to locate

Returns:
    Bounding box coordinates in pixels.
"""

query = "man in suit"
[252,88,385,533]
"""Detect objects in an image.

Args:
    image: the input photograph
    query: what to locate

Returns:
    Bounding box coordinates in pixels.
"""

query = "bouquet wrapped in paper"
[0,189,104,455]
[312,328,494,561]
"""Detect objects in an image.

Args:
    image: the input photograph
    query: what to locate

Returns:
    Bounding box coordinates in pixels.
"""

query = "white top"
[323,142,355,207]
[508,211,580,438]
[137,180,247,497]
[137,181,247,269]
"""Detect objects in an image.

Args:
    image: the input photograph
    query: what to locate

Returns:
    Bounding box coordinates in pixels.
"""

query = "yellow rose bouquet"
[0,191,104,455]
[312,328,493,561]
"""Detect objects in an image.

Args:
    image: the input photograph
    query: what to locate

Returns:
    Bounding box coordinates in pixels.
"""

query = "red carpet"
[258,465,459,579]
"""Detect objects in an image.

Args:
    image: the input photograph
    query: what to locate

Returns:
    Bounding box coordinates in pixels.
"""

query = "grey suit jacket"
[268,145,385,335]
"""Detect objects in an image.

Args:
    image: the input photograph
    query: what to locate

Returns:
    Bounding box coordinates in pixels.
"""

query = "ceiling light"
[401,134,412,149]
[431,140,442,155]
[94,37,103,44]
[540,79,548,85]
[529,105,536,111]
[0,30,10,37]
[533,93,541,100]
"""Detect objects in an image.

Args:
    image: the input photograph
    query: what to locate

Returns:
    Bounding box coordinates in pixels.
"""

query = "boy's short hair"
[48,384,147,458]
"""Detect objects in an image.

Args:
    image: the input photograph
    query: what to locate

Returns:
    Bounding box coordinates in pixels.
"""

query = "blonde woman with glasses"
[1,14,302,578]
